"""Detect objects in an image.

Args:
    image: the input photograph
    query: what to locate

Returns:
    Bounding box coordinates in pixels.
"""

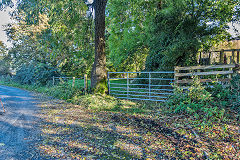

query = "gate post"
[127,73,129,98]
[232,50,236,64]
[84,74,88,94]
[220,49,224,64]
[107,72,110,95]
[174,67,179,86]
[72,77,75,87]
[53,76,55,86]
[237,51,240,64]
[149,73,151,100]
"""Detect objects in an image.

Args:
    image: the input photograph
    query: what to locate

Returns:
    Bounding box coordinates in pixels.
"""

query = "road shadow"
[0,111,5,115]
[0,86,44,159]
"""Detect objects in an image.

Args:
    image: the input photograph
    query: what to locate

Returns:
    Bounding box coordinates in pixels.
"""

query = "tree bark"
[91,0,108,91]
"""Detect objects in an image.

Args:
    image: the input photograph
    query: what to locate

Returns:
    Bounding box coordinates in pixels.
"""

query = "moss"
[92,78,108,94]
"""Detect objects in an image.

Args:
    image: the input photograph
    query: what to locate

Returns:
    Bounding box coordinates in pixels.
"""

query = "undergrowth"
[166,76,240,122]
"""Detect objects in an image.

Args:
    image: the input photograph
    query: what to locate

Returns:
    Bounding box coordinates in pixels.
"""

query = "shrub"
[15,63,60,85]
[49,82,84,100]
[166,77,226,120]
[229,74,240,113]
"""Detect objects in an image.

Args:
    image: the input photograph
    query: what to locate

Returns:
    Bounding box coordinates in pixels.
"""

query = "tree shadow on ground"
[0,113,43,160]
[38,120,145,159]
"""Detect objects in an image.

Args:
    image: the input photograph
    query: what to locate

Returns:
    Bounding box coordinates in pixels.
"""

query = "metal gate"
[107,71,174,102]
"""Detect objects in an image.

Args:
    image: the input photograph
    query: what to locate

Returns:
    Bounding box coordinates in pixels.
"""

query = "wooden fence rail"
[174,64,236,85]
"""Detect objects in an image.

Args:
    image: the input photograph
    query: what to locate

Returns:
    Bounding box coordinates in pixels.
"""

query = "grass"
[0,78,154,115]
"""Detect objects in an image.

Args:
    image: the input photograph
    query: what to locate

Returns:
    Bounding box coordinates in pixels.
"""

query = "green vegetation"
[145,0,240,70]
[1,72,239,159]
[14,63,60,85]
[0,0,239,159]
[1,0,239,84]
[0,41,11,75]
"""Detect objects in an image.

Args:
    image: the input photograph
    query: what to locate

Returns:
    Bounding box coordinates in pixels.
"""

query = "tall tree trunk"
[91,0,108,92]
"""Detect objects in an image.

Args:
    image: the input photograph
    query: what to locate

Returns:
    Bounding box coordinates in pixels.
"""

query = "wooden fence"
[199,49,240,65]
[174,64,236,85]
[53,74,88,94]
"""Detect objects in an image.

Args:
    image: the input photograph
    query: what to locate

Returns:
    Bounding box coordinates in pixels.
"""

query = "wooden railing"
[174,64,236,85]
[199,49,240,65]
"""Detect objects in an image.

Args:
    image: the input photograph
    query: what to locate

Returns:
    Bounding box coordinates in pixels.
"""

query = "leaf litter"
[34,94,240,159]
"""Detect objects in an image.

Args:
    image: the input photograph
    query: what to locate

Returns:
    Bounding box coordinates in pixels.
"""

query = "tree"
[91,0,108,92]
[106,0,157,72]
[145,0,240,71]
[4,0,95,77]
[2,0,109,92]
[0,41,11,75]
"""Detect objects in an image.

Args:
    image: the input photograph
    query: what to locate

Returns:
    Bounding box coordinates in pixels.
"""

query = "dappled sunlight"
[114,139,144,158]
[34,93,240,159]
[36,97,152,159]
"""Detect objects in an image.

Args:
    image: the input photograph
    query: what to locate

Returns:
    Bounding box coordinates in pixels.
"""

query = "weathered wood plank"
[175,64,235,71]
[220,50,224,64]
[175,70,234,77]
[237,51,240,64]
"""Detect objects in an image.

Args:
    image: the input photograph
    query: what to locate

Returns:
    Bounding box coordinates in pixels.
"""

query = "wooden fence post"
[53,76,55,86]
[174,66,179,86]
[107,72,110,95]
[84,74,88,94]
[237,51,240,64]
[208,52,211,65]
[232,50,235,64]
[199,52,202,64]
[72,77,75,87]
[220,49,224,64]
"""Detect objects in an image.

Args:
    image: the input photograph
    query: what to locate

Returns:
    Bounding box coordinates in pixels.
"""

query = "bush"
[166,77,226,120]
[229,74,240,113]
[0,59,11,76]
[48,82,84,100]
[15,63,60,85]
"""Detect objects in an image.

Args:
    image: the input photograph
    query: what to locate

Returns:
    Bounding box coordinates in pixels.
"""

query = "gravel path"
[0,85,42,160]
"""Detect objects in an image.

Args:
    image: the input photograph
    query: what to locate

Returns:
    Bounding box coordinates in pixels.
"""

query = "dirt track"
[0,85,42,160]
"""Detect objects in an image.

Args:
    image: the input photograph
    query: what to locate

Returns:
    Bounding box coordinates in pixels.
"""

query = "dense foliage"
[145,0,240,71]
[15,63,60,85]
[5,0,94,77]
[106,0,157,71]
[0,41,11,75]
[167,76,240,121]
[0,0,240,92]
[1,0,239,78]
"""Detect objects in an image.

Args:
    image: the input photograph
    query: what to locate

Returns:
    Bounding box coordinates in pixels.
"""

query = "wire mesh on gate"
[107,71,175,102]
